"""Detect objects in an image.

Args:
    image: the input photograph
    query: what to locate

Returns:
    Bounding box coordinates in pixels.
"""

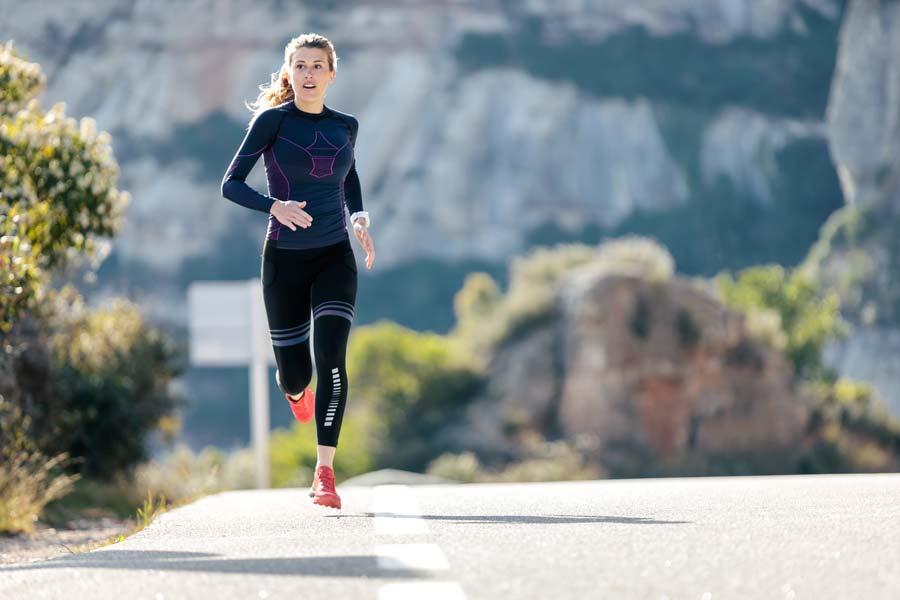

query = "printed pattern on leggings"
[312,300,355,322]
[324,367,341,427]
[261,239,357,448]
[270,320,311,347]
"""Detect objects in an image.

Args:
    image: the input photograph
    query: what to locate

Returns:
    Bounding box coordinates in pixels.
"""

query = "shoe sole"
[312,495,341,509]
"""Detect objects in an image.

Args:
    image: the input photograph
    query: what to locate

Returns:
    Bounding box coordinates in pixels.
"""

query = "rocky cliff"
[808,0,900,416]
[446,241,817,477]
[1,0,843,278]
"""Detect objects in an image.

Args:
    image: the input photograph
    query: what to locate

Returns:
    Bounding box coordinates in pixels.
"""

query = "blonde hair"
[245,33,338,118]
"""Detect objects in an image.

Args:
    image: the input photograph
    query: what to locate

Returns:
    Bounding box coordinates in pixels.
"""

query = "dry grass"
[0,400,80,535]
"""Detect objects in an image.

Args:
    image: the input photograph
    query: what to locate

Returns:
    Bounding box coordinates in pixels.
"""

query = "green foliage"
[800,202,893,322]
[42,476,139,522]
[426,451,482,483]
[0,40,44,115]
[800,377,900,473]
[125,443,254,506]
[453,236,673,354]
[356,256,507,333]
[427,433,606,483]
[452,243,594,355]
[714,264,848,378]
[0,41,129,333]
[269,413,375,486]
[40,285,187,479]
[0,398,79,534]
[347,321,484,471]
[135,489,167,529]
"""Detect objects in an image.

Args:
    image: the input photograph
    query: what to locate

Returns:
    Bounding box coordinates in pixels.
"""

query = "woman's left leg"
[309,239,358,464]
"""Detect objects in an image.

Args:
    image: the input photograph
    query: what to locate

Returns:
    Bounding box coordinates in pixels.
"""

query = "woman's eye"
[315,64,322,69]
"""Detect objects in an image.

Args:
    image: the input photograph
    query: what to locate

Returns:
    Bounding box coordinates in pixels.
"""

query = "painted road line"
[378,582,467,600]
[375,543,450,571]
[372,485,429,535]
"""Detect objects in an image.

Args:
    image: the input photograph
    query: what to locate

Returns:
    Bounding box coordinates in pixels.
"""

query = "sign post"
[188,279,275,489]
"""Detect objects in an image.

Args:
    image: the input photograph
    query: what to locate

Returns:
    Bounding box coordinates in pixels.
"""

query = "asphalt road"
[1,472,898,599]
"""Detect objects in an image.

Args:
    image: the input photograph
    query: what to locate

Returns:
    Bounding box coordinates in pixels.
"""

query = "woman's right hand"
[270,200,313,231]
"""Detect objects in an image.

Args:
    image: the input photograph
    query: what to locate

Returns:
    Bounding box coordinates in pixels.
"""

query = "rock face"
[0,0,841,275]
[460,262,816,477]
[827,0,900,212]
[815,0,900,416]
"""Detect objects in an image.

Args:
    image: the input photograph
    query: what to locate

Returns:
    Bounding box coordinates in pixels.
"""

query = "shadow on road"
[334,513,691,525]
[0,550,423,577]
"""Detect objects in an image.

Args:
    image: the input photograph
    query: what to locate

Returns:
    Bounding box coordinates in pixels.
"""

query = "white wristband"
[350,211,370,228]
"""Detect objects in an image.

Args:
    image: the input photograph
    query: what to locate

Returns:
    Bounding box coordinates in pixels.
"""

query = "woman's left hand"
[353,223,375,269]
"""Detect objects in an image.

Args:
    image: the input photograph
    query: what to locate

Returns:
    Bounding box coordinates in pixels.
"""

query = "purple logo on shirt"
[301,131,346,178]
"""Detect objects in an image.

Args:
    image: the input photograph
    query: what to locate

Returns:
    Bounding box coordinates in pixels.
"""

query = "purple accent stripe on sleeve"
[237,146,267,157]
[265,147,291,241]
[267,148,291,200]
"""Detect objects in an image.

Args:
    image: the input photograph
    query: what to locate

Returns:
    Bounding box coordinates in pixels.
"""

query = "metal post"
[249,279,270,489]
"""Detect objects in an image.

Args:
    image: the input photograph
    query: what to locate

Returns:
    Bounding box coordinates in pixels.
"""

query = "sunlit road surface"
[1,473,898,599]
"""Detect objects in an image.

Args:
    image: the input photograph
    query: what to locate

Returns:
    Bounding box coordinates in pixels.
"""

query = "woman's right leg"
[261,241,314,397]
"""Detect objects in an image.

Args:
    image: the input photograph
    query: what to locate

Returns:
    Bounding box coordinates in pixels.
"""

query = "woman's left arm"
[343,116,375,269]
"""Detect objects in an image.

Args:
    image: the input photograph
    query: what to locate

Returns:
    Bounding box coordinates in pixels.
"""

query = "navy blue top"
[221,100,363,249]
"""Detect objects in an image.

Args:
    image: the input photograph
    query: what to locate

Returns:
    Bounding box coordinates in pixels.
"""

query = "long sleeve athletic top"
[221,100,364,249]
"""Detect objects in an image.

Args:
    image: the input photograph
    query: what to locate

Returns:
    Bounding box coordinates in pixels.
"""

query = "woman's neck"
[294,99,325,115]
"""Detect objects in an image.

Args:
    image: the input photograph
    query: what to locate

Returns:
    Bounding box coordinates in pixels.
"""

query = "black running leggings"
[261,237,357,447]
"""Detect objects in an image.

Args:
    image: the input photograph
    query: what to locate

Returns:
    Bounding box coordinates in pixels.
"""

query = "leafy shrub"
[269,412,375,486]
[39,285,187,479]
[427,434,606,484]
[715,264,848,378]
[453,236,674,355]
[1,42,129,332]
[347,321,484,471]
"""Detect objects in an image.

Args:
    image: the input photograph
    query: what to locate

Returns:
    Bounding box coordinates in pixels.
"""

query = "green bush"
[36,285,187,479]
[1,42,130,333]
[347,321,484,471]
[714,264,848,379]
[427,434,606,483]
[452,236,674,354]
[269,411,375,486]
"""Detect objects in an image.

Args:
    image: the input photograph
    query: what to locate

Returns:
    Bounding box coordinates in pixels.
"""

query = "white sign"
[188,281,275,366]
[188,279,281,488]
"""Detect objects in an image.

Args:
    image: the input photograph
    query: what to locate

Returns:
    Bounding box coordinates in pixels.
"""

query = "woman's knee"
[276,361,313,396]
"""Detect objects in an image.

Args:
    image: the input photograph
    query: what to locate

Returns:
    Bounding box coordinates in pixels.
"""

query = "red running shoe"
[286,386,315,423]
[311,465,341,509]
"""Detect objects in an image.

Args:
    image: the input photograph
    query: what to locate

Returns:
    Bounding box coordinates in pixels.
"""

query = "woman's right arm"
[221,108,282,213]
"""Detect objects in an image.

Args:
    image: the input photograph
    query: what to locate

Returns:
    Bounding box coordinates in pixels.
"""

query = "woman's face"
[288,47,335,105]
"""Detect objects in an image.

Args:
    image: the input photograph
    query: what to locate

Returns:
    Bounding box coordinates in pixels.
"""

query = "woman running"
[221,33,375,509]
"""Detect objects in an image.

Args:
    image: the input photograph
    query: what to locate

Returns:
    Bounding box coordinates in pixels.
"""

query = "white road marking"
[372,485,468,599]
[372,485,429,534]
[375,543,450,571]
[377,582,467,600]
